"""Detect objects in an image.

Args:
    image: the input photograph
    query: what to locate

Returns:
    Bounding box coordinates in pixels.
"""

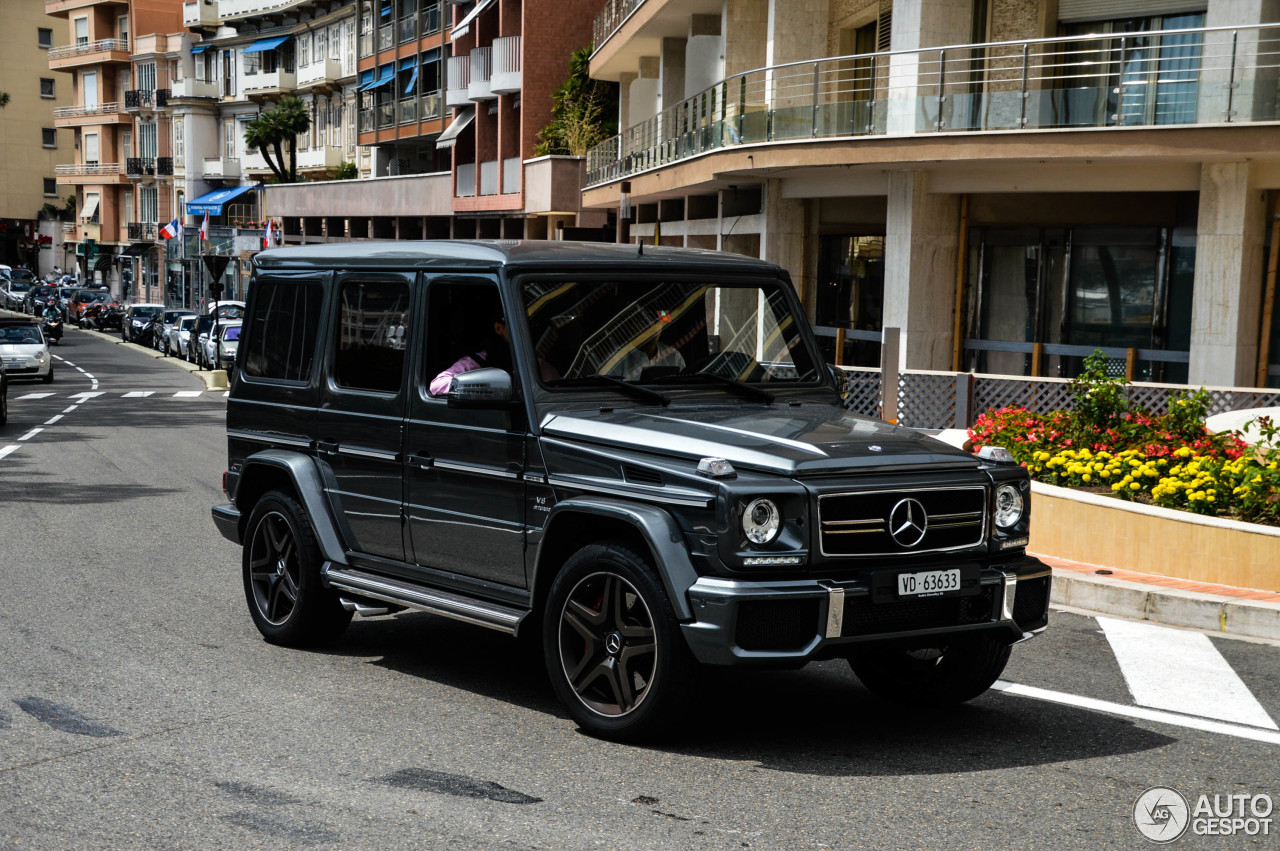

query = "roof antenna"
[637,240,643,256]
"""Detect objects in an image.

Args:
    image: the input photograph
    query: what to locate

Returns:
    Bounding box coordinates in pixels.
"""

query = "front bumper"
[680,556,1051,666]
[0,357,50,378]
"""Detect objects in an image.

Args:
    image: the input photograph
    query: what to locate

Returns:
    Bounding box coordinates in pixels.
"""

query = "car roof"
[131,302,165,308]
[252,240,785,275]
[0,318,39,327]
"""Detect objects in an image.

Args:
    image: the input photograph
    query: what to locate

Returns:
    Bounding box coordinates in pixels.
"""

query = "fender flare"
[532,497,699,622]
[237,449,349,566]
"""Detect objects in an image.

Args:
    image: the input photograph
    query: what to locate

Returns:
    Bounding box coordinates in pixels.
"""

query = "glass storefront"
[814,235,885,367]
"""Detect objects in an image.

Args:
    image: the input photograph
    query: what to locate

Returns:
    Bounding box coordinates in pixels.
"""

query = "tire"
[543,541,695,742]
[242,490,352,646]
[850,634,1012,706]
[42,365,53,384]
[0,381,7,426]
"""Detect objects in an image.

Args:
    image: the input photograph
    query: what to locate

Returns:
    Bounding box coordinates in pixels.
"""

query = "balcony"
[243,151,272,173]
[203,157,241,179]
[490,36,521,95]
[47,38,130,70]
[585,21,1280,188]
[296,146,344,171]
[445,56,470,108]
[359,108,375,134]
[456,162,476,198]
[399,97,418,125]
[157,157,174,176]
[183,0,219,26]
[242,70,298,99]
[420,91,442,122]
[378,100,396,129]
[124,89,153,112]
[126,157,156,179]
[55,162,127,183]
[170,78,219,99]
[479,159,498,196]
[468,46,493,101]
[298,58,343,91]
[592,0,646,57]
[44,0,126,15]
[128,222,157,242]
[213,0,312,22]
[53,102,128,127]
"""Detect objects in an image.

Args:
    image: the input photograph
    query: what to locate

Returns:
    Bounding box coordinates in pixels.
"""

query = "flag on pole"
[263,219,274,250]
[199,212,209,242]
[159,219,180,240]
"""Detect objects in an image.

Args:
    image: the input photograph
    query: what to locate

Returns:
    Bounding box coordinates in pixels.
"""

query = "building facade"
[3,0,74,273]
[583,0,1280,389]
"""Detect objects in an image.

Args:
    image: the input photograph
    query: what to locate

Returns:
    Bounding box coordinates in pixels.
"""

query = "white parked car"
[202,320,242,371]
[169,314,199,360]
[0,320,53,383]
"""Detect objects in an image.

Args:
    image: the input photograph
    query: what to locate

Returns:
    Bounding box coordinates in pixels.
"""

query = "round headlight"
[742,498,781,545]
[994,484,1024,529]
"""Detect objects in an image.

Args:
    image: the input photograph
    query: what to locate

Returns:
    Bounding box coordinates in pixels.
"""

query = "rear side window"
[334,279,410,393]
[243,279,323,382]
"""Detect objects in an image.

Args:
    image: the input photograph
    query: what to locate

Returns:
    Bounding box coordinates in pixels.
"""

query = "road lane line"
[992,681,1280,745]
[1098,617,1277,730]
[62,406,78,413]
[0,445,19,460]
[173,391,203,398]
[44,415,62,425]
[122,391,154,398]
[17,428,42,441]
[16,393,55,400]
[83,373,94,379]
[69,392,104,400]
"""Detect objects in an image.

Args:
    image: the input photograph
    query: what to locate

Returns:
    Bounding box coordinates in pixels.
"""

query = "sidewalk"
[1037,552,1280,641]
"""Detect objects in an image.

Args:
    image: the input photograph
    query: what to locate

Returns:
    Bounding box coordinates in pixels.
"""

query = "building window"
[44,178,57,197]
[84,132,100,165]
[74,16,88,46]
[297,33,310,67]
[174,119,184,167]
[141,186,158,223]
[38,27,53,48]
[137,62,156,92]
[42,128,57,148]
[40,78,55,98]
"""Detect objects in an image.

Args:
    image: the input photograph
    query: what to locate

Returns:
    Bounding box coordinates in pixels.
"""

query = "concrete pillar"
[886,0,973,134]
[630,57,660,125]
[765,0,828,111]
[883,171,960,370]
[1200,0,1280,123]
[760,178,804,286]
[659,37,687,112]
[1189,162,1268,387]
[686,15,724,99]
[723,0,768,78]
[618,71,637,130]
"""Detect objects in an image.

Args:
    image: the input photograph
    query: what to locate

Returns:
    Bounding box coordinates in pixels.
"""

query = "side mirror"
[447,367,514,407]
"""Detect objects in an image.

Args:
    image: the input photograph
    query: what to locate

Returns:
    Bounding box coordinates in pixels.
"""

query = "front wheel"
[242,491,352,646]
[850,634,1012,706]
[543,541,694,742]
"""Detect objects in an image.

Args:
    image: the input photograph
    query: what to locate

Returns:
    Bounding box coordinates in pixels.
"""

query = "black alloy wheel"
[850,634,1012,706]
[243,491,352,646]
[543,542,693,741]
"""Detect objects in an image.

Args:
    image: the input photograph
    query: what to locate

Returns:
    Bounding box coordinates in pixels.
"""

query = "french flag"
[159,218,181,240]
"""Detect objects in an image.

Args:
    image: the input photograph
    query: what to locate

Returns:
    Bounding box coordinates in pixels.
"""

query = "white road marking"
[173,391,203,398]
[122,391,153,398]
[16,393,55,400]
[83,373,94,380]
[62,405,78,414]
[44,415,62,425]
[75,367,86,373]
[1098,617,1277,730]
[0,445,19,459]
[17,428,42,441]
[992,681,1280,746]
[69,392,104,400]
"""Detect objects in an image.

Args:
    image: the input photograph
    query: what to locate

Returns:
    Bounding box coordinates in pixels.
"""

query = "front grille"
[1013,575,1051,629]
[819,486,986,557]
[735,599,821,651]
[842,586,997,636]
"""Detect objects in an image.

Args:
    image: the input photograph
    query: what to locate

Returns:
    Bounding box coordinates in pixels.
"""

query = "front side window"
[334,279,410,392]
[521,279,820,387]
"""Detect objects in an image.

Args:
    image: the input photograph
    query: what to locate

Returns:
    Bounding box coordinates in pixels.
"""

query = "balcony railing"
[359,108,375,133]
[157,157,174,176]
[586,22,1280,187]
[53,102,124,120]
[184,0,219,26]
[445,55,470,107]
[378,23,394,52]
[124,89,153,111]
[203,156,240,179]
[170,78,220,99]
[491,35,521,94]
[243,70,298,96]
[299,58,343,88]
[468,46,493,101]
[126,157,156,177]
[378,100,395,128]
[399,97,417,124]
[592,0,645,57]
[156,88,169,108]
[47,38,129,61]
[421,91,442,121]
[456,162,476,198]
[55,163,123,175]
[128,222,157,242]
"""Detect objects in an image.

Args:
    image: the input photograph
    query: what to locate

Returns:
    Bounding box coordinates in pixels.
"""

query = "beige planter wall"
[1029,483,1280,593]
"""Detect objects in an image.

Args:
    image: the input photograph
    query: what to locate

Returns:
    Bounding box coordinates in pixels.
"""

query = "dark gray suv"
[212,241,1050,740]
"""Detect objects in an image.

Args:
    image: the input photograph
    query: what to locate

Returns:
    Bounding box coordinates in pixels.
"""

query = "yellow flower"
[1129,482,1141,491]
[1082,473,1092,482]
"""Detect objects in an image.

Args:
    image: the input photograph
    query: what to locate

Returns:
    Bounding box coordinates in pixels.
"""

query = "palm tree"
[0,92,11,108]
[243,97,312,182]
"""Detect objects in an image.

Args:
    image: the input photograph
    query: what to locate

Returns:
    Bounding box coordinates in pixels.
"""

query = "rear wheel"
[543,541,694,741]
[850,634,1012,706]
[243,491,351,646]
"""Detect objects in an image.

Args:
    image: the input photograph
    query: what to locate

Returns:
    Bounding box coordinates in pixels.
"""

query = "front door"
[404,276,527,587]
[316,272,413,562]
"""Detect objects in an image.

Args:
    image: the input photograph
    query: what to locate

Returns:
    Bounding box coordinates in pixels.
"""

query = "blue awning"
[242,36,290,54]
[191,44,209,54]
[360,69,374,86]
[404,66,419,95]
[185,185,255,216]
[359,66,395,91]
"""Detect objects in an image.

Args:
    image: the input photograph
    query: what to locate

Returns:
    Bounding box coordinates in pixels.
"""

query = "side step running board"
[324,565,526,635]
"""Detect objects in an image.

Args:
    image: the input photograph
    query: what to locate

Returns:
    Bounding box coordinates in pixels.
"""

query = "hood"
[0,343,45,355]
[540,404,978,476]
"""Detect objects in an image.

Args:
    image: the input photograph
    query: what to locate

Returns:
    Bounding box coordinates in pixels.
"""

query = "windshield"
[1,325,43,345]
[10,282,31,293]
[132,306,162,317]
[521,278,819,388]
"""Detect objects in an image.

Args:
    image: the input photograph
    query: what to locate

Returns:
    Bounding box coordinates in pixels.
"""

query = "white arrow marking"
[16,393,55,400]
[69,392,104,400]
[1098,616,1277,730]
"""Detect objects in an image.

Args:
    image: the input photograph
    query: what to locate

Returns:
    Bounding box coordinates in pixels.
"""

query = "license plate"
[897,569,961,598]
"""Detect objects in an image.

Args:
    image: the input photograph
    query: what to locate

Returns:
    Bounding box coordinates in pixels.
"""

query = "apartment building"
[584,0,1280,390]
[1,3,73,274]
[262,0,607,243]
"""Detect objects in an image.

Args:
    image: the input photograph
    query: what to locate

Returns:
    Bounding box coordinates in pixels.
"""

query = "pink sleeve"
[429,354,482,396]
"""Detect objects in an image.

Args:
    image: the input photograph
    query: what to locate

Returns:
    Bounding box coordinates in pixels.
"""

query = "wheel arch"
[236,450,348,566]
[531,498,698,622]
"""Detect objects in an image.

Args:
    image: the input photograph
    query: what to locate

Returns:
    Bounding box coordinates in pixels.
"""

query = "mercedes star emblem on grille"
[888,497,928,547]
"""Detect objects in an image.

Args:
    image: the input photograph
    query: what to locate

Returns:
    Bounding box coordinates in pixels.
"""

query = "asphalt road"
[2,325,1278,849]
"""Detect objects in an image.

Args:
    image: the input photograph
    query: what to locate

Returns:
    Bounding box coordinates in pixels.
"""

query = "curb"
[1050,569,1280,642]
[68,325,229,390]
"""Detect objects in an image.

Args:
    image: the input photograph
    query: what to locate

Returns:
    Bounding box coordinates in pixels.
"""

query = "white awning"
[435,107,474,149]
[80,195,100,221]
[450,0,495,41]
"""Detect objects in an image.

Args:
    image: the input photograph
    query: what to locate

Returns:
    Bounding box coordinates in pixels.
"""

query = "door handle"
[407,452,434,470]
[316,440,339,455]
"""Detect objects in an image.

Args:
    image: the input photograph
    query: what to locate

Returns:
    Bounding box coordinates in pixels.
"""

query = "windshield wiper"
[545,374,670,406]
[649,371,775,404]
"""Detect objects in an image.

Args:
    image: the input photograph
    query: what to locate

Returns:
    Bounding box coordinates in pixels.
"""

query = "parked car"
[202,320,241,371]
[122,303,165,343]
[2,280,32,311]
[26,285,62,317]
[188,315,214,366]
[68,289,111,325]
[0,318,53,383]
[206,300,246,321]
[168,314,199,360]
[157,309,196,355]
[212,242,1050,742]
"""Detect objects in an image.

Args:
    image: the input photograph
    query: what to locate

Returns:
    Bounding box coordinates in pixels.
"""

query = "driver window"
[424,281,508,398]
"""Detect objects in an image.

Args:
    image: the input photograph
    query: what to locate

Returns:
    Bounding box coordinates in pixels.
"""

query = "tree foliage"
[535,46,618,157]
[243,97,312,183]
[0,92,10,108]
